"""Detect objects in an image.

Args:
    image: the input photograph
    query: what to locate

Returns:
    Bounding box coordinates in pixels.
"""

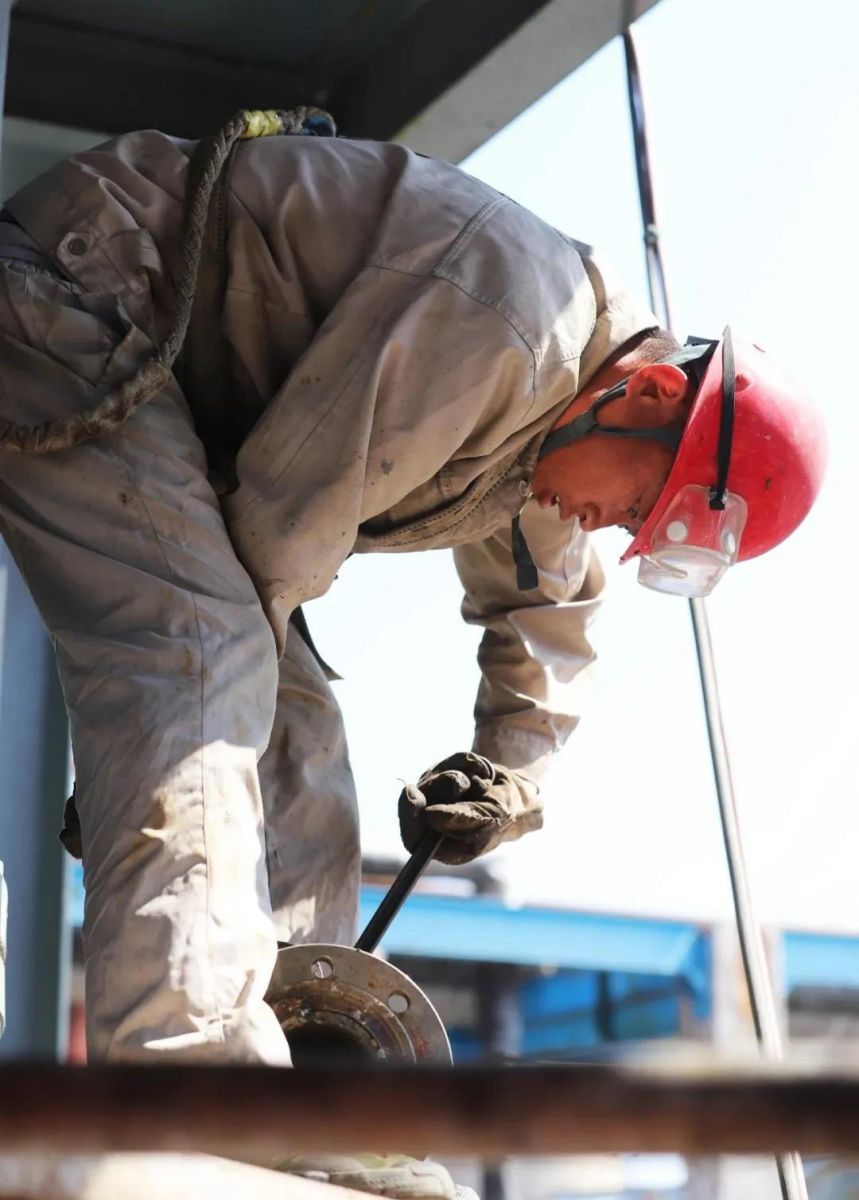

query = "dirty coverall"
[0,133,656,1061]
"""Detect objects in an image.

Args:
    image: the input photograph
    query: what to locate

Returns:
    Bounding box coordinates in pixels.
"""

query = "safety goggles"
[635,329,741,597]
[516,331,739,597]
[636,483,747,597]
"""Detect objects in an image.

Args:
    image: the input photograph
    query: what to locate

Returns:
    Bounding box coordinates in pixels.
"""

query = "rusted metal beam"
[1,1061,858,1158]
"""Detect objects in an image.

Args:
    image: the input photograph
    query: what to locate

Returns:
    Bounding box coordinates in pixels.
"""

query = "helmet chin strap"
[513,337,718,591]
[536,338,717,462]
[708,327,736,511]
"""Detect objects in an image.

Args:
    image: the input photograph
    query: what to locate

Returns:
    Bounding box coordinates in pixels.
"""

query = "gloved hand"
[398,751,543,866]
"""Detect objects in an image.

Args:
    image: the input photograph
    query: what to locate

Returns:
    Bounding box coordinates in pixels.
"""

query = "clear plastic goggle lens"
[638,545,732,597]
[636,485,747,598]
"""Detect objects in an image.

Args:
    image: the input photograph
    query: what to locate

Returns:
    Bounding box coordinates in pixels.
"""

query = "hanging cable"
[620,13,807,1200]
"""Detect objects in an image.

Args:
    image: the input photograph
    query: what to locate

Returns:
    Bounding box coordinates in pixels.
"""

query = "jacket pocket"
[20,263,145,389]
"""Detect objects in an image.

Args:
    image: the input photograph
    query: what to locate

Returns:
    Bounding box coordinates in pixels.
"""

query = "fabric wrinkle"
[0,257,288,1063]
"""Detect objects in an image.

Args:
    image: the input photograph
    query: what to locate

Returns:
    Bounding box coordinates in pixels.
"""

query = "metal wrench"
[354,830,443,953]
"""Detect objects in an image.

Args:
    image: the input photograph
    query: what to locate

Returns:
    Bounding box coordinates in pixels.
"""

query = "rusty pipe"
[1,1061,858,1158]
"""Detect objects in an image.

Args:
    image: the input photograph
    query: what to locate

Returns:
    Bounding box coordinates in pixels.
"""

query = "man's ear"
[625,363,690,418]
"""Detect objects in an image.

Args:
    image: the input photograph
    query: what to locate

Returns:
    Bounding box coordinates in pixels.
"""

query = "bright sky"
[310,0,859,932]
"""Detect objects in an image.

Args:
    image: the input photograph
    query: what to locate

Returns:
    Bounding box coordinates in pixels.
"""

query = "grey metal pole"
[621,16,808,1200]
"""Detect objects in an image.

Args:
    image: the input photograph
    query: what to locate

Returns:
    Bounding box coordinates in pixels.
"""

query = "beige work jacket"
[8,131,657,781]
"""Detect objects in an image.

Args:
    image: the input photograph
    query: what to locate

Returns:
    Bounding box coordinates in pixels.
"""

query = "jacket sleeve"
[453,501,605,783]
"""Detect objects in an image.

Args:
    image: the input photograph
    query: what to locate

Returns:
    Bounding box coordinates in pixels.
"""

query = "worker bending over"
[0,113,824,1198]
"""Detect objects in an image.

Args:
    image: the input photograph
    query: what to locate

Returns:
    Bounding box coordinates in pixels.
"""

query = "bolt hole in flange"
[311,957,335,980]
[387,991,410,1014]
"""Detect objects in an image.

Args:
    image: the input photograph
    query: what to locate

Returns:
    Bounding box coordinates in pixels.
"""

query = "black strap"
[540,412,683,459]
[512,513,539,590]
[709,326,735,510]
[289,606,341,681]
[537,339,716,463]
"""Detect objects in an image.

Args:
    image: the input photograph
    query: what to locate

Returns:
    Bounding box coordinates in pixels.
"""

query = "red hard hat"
[621,334,827,565]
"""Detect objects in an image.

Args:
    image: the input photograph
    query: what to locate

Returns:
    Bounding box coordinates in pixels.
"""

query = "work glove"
[398,751,543,866]
[60,785,83,860]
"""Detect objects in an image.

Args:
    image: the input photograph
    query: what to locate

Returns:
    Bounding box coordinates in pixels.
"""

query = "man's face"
[530,354,695,534]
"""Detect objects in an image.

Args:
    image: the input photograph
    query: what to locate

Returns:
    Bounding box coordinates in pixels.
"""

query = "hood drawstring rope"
[0,107,335,455]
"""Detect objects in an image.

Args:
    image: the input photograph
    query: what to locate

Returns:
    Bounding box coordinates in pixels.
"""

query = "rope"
[0,106,335,455]
[622,18,807,1200]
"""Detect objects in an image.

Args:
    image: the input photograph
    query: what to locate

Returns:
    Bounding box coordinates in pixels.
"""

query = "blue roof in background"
[784,931,859,991]
[359,886,710,993]
[70,864,859,998]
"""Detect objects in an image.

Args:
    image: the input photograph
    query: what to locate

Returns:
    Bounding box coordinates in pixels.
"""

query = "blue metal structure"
[784,933,859,992]
[0,0,73,1058]
[358,885,713,1058]
[359,886,710,987]
[75,867,714,1056]
[0,544,71,1057]
[69,866,859,1061]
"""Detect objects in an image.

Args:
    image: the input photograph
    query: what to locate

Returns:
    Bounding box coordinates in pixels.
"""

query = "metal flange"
[266,943,451,1067]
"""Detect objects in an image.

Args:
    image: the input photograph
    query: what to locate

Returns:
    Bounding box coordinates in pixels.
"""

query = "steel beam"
[5,12,312,140]
[3,0,652,152]
[0,1061,858,1157]
[392,0,662,162]
[331,0,554,143]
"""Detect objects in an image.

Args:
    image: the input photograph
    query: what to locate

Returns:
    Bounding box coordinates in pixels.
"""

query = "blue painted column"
[0,0,72,1060]
[0,542,72,1057]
